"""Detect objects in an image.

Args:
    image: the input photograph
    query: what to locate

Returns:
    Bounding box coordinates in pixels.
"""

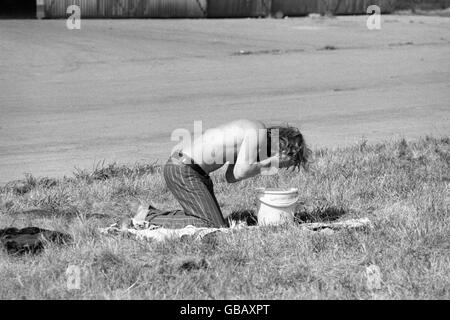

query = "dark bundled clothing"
[0,227,72,255]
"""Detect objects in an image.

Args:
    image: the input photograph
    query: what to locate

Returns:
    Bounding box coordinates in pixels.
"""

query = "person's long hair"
[268,125,311,170]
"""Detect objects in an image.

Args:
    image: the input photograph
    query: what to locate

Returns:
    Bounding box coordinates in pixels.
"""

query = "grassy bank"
[0,136,449,299]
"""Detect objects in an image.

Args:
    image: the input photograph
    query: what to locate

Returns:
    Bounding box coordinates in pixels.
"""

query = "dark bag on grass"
[0,227,72,255]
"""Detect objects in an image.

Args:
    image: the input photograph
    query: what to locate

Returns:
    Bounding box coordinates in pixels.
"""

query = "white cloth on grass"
[99,218,243,242]
[99,217,372,242]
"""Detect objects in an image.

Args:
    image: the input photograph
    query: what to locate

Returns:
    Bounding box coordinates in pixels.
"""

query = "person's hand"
[278,152,295,169]
[259,153,279,167]
[260,152,291,168]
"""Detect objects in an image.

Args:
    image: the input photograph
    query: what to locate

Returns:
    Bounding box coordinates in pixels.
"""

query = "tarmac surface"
[0,15,449,183]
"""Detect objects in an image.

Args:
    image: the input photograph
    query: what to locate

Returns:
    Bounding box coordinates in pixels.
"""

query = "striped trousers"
[145,154,229,229]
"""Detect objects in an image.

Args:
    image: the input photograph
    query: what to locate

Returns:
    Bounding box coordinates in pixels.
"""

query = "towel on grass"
[99,219,238,242]
[99,217,372,242]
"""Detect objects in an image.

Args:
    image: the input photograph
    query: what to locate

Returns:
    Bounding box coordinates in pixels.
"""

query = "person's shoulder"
[231,119,266,131]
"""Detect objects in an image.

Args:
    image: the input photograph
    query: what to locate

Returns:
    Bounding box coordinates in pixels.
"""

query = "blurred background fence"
[38,0,396,18]
[1,0,449,19]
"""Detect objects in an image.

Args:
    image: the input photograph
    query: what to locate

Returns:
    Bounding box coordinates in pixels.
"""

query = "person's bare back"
[181,119,276,182]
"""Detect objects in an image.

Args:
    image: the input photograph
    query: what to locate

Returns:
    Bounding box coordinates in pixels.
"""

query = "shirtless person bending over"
[136,119,310,228]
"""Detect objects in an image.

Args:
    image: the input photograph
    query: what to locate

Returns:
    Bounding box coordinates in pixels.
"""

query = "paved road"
[0,16,449,183]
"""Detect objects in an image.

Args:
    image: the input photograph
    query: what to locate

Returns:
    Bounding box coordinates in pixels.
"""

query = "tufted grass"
[0,136,449,299]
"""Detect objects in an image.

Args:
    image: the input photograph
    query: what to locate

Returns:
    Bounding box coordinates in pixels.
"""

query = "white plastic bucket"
[256,188,299,226]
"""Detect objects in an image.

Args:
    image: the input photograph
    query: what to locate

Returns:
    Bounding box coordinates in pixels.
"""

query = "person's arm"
[225,155,277,183]
[225,127,278,183]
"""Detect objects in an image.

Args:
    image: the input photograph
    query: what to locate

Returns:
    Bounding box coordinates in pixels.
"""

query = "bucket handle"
[258,197,299,208]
